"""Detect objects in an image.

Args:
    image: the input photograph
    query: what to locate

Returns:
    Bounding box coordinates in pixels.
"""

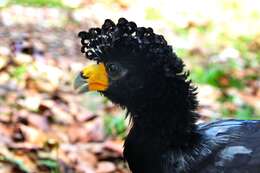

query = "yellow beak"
[74,63,109,93]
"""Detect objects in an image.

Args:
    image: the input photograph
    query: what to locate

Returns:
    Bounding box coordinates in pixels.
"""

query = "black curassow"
[74,18,260,173]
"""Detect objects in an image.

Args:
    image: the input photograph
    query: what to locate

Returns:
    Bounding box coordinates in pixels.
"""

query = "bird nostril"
[80,71,88,79]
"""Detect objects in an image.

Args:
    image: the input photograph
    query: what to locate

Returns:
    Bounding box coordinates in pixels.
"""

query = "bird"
[74,18,260,173]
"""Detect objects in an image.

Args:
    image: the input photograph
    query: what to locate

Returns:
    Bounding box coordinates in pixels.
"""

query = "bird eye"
[106,63,126,79]
[107,63,120,74]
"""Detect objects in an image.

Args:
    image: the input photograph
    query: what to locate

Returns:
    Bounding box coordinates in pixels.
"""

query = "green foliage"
[221,107,232,117]
[235,104,256,120]
[218,94,235,103]
[104,115,127,138]
[175,48,189,58]
[233,36,253,57]
[10,65,27,80]
[145,7,162,20]
[196,22,213,34]
[220,95,257,120]
[191,61,244,89]
[9,0,64,7]
[191,65,224,87]
[173,26,189,38]
[228,76,244,89]
[202,65,225,87]
[38,159,60,173]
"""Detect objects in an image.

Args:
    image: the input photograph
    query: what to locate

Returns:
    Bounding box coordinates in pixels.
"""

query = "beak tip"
[77,86,89,94]
[74,73,89,94]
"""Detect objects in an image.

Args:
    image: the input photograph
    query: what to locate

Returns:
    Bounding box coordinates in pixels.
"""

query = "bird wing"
[197,120,260,173]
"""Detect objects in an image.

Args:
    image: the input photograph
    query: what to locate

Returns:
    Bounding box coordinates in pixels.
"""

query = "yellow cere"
[82,63,109,91]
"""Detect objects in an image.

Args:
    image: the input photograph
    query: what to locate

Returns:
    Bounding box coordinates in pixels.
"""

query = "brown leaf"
[104,139,124,156]
[96,161,116,173]
[17,95,41,111]
[67,123,89,143]
[18,124,48,146]
[0,56,9,70]
[84,117,105,142]
[75,111,96,122]
[51,106,74,124]
[27,113,50,131]
[13,53,33,65]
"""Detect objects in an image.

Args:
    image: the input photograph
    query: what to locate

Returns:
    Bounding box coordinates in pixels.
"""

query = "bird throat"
[124,106,201,173]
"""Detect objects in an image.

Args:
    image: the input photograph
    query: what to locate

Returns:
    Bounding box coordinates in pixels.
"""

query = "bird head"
[75,18,196,112]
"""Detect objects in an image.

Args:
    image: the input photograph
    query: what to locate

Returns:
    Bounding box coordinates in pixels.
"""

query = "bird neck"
[128,102,200,148]
[124,102,201,173]
[123,72,201,172]
[126,73,199,146]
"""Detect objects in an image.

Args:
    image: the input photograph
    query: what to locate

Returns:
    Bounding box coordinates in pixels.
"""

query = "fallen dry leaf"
[96,161,116,173]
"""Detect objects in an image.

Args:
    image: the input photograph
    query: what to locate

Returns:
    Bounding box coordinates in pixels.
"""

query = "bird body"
[75,18,260,173]
[124,119,260,173]
[196,120,260,173]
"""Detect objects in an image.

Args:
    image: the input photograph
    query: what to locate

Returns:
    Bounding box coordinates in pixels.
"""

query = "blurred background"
[0,0,259,172]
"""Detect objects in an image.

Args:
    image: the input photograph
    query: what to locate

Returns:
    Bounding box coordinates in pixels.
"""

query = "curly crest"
[78,18,174,62]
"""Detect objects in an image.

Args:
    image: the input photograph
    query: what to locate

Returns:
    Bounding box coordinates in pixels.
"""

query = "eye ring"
[106,63,127,80]
[107,63,121,74]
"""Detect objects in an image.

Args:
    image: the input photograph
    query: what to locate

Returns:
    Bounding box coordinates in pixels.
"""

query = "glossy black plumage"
[196,120,260,173]
[78,18,260,173]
